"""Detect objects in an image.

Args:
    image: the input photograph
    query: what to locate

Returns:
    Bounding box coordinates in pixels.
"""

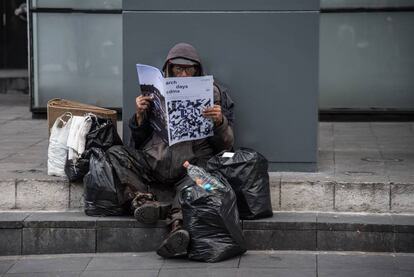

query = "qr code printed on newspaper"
[167,98,213,143]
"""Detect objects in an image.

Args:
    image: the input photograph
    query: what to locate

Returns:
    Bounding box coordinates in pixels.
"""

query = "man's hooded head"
[163,43,203,77]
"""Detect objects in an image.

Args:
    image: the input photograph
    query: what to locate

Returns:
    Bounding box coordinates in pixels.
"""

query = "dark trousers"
[106,145,195,224]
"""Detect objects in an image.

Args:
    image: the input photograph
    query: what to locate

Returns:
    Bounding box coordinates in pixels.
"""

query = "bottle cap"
[203,183,212,191]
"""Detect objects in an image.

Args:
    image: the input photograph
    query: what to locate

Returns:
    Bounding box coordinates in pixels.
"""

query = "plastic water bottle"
[183,161,224,191]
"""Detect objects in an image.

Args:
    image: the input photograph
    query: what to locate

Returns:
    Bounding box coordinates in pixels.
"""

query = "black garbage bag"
[206,148,273,220]
[106,145,154,207]
[83,148,124,216]
[64,150,92,182]
[85,116,123,151]
[179,173,246,262]
[65,116,122,182]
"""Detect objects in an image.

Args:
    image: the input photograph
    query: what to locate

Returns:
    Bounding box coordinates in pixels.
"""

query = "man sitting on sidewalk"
[108,42,235,258]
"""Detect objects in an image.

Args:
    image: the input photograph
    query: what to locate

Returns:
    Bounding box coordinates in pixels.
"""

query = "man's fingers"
[202,112,219,117]
[203,111,222,123]
[138,99,150,106]
[136,95,152,113]
[139,104,149,110]
[140,96,153,101]
[203,107,221,116]
[204,105,221,111]
[202,105,223,126]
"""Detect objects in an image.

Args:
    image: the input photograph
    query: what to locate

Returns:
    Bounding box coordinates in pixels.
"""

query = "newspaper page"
[136,64,214,146]
[136,64,168,141]
[165,76,214,145]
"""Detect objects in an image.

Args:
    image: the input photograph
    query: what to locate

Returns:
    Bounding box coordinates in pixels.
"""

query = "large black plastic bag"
[65,150,91,182]
[179,173,246,262]
[65,156,89,182]
[83,148,124,216]
[85,116,123,151]
[65,116,122,182]
[207,148,273,220]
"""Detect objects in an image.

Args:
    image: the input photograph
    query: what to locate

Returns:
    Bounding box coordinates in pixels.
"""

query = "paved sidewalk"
[0,93,413,182]
[0,250,413,277]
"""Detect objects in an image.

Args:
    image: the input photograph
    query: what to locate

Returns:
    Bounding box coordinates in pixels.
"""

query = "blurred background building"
[0,0,28,94]
[1,0,413,118]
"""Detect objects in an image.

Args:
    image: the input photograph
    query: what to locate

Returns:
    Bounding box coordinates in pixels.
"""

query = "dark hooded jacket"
[128,43,234,184]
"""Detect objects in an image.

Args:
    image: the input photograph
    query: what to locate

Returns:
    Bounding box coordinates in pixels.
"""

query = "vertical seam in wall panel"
[391,216,396,253]
[315,221,318,252]
[95,227,98,253]
[389,184,392,212]
[21,224,24,255]
[279,176,282,209]
[68,182,71,209]
[14,179,18,209]
[333,182,336,211]
[316,253,319,277]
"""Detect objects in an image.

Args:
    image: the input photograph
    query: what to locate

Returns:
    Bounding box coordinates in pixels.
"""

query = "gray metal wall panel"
[123,0,319,11]
[319,12,414,110]
[123,11,319,165]
[31,13,122,108]
[32,0,122,9]
[321,0,414,9]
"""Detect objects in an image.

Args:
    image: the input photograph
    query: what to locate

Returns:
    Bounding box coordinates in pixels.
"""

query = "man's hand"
[135,95,152,125]
[203,105,223,126]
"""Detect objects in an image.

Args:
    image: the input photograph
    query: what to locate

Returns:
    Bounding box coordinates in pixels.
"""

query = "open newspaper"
[136,64,214,146]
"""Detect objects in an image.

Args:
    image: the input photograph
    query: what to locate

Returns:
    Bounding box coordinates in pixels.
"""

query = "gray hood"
[162,43,204,77]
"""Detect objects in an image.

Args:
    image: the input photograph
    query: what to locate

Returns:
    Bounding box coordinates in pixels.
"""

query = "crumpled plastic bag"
[179,173,246,262]
[65,115,122,182]
[207,148,273,220]
[64,150,91,182]
[83,148,124,216]
[67,115,92,160]
[47,113,72,177]
[85,116,122,151]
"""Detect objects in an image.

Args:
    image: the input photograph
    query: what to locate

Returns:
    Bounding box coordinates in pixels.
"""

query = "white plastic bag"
[66,115,92,161]
[47,112,72,176]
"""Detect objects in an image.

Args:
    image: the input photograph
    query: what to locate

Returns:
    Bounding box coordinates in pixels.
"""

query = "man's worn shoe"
[157,219,190,258]
[134,202,171,224]
[157,229,190,258]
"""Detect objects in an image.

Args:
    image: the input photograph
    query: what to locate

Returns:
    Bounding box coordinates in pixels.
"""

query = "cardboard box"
[47,98,118,136]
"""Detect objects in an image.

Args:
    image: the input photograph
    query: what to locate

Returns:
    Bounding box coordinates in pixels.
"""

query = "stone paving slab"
[318,268,399,277]
[7,256,91,274]
[1,211,414,255]
[0,260,15,274]
[0,251,413,277]
[84,252,164,271]
[317,212,393,232]
[1,95,414,214]
[318,230,395,252]
[97,227,168,253]
[81,269,159,277]
[0,213,30,229]
[238,251,315,269]
[0,229,22,256]
[162,256,239,269]
[23,212,96,229]
[318,252,398,270]
[392,215,414,233]
[243,212,317,230]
